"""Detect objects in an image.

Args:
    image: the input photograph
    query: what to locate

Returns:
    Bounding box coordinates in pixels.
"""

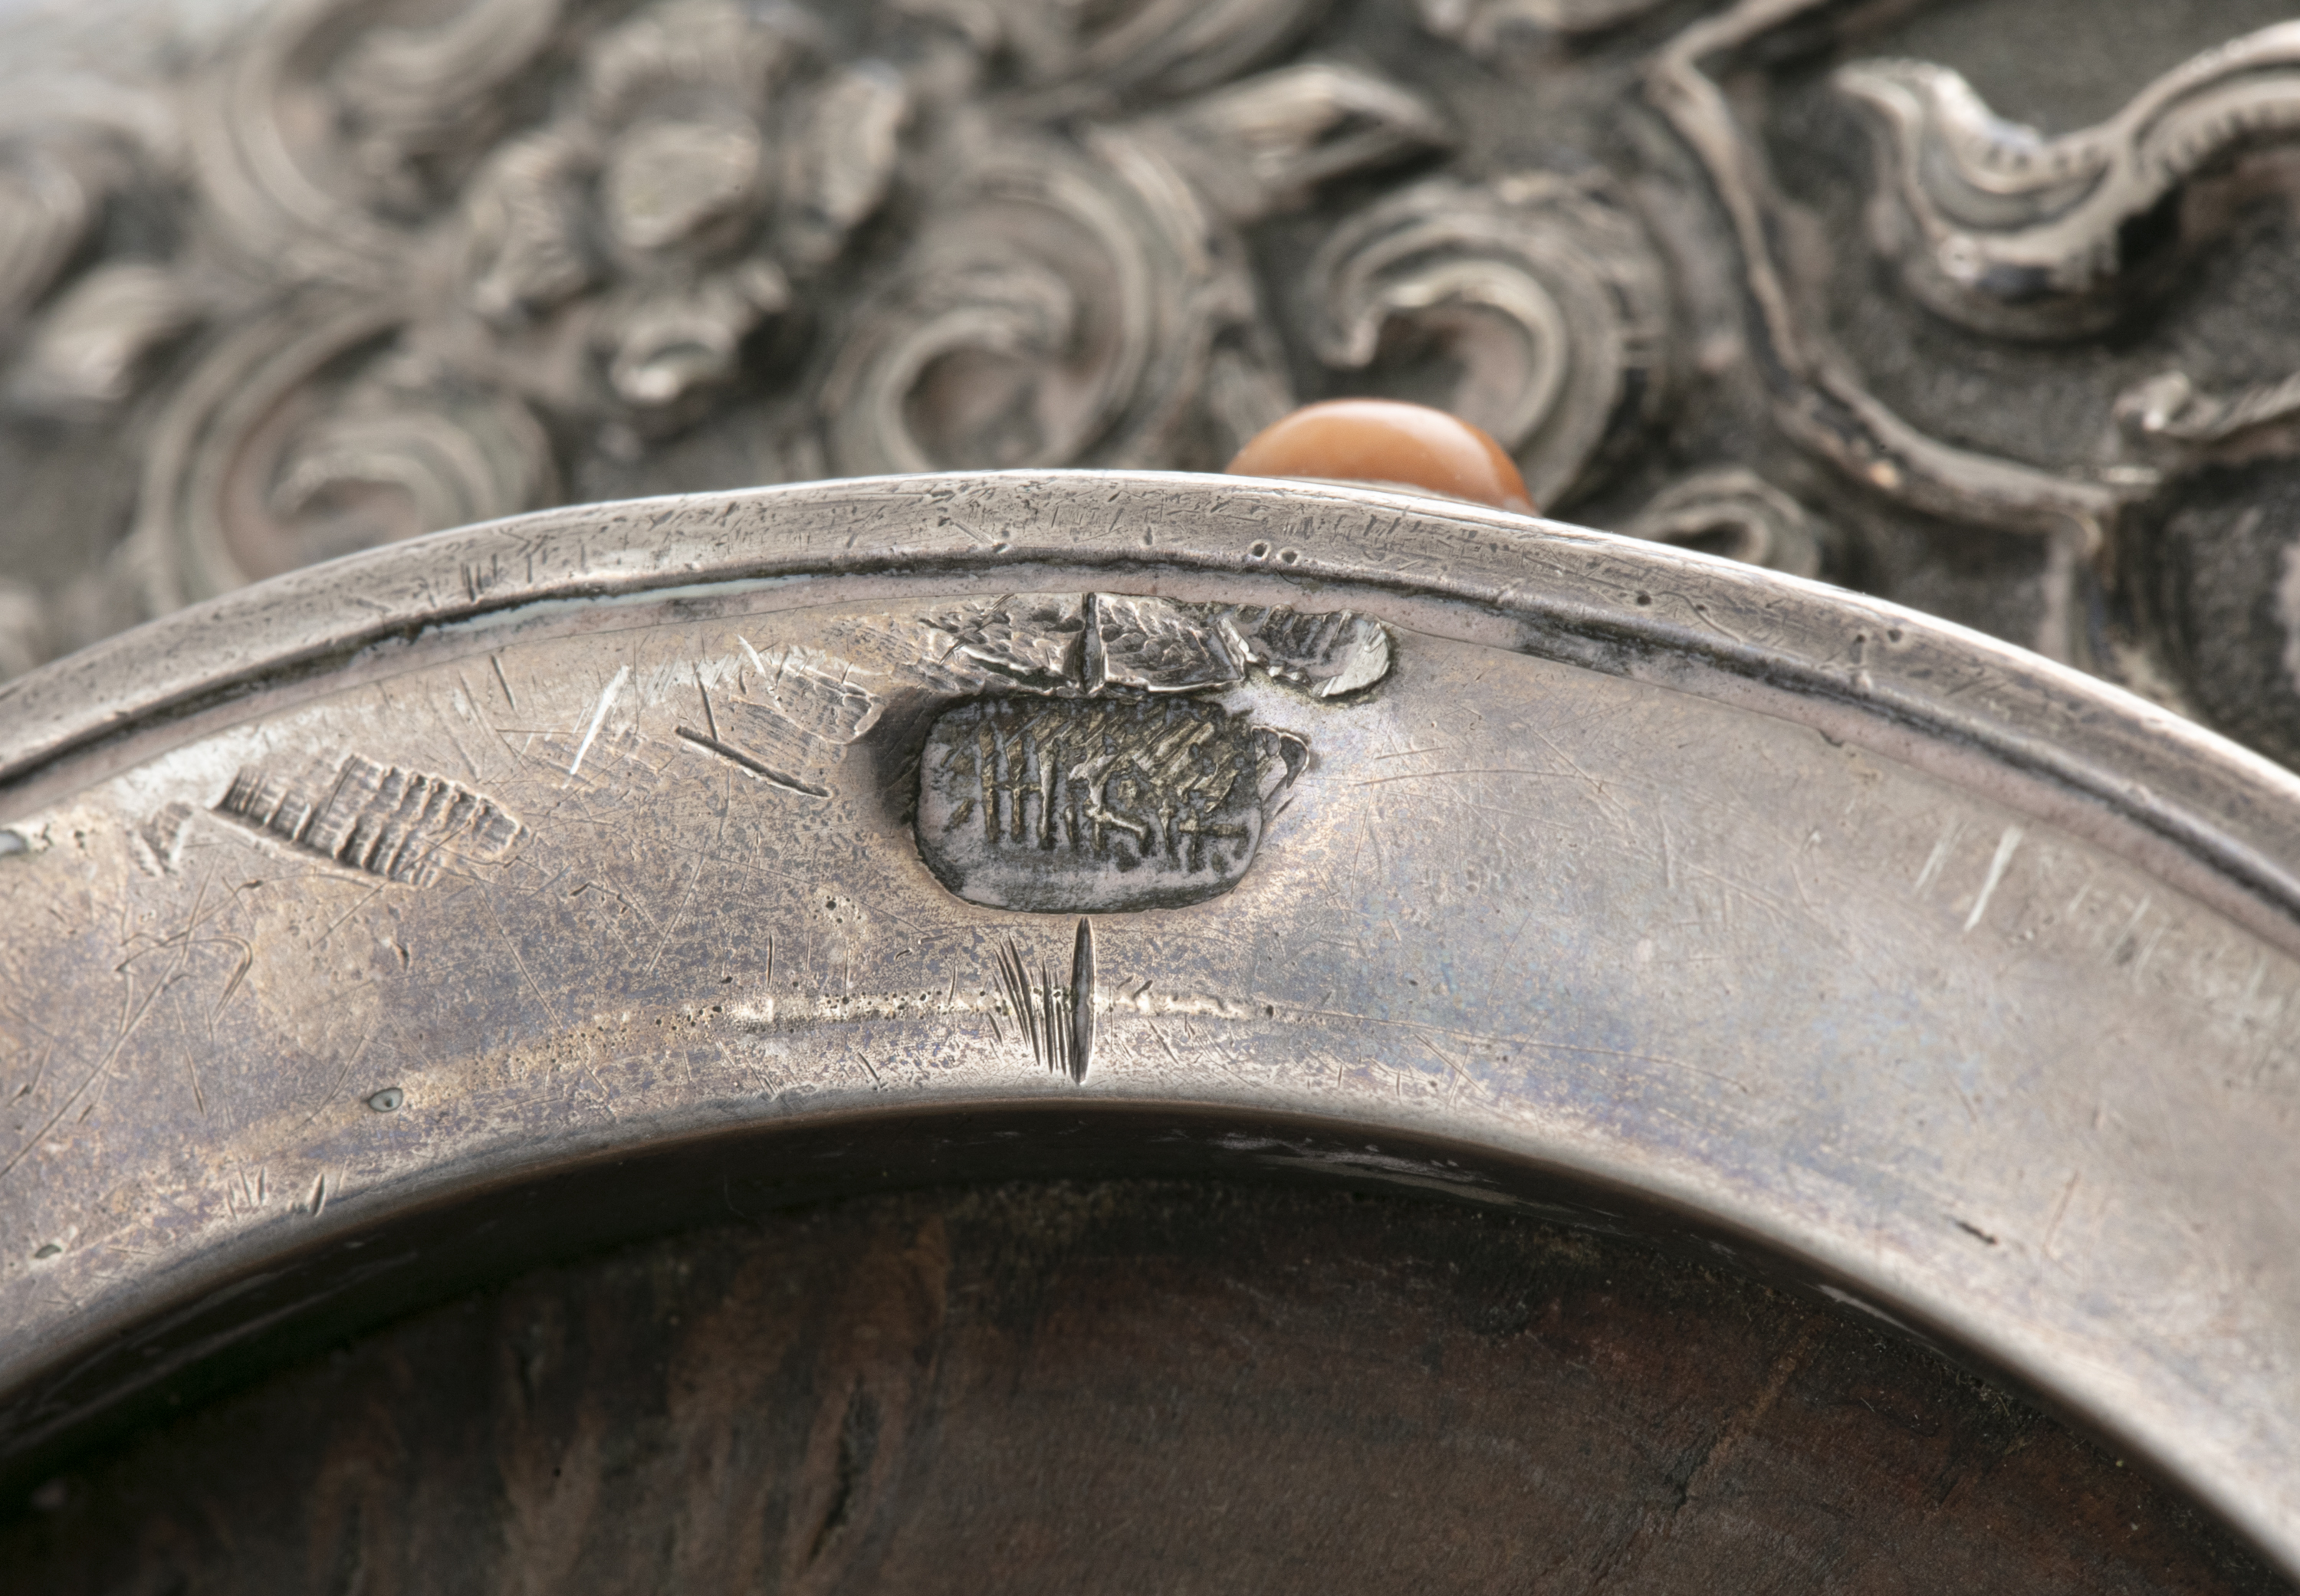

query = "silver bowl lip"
[9,468,2300,940]
[7,468,2300,1575]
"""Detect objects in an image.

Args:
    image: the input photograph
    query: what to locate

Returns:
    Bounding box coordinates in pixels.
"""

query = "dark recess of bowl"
[2,1177,2285,1596]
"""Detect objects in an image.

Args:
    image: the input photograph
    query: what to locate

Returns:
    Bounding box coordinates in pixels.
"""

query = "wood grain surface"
[2,1180,2284,1594]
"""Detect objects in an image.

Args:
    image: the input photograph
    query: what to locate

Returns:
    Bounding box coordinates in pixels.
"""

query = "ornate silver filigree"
[1305,171,1669,510]
[2,0,919,626]
[9,0,2300,790]
[0,0,1514,674]
[1644,0,2144,666]
[1837,26,2300,340]
[823,62,1447,475]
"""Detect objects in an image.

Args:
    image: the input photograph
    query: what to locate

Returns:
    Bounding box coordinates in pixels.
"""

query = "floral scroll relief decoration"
[1830,22,2300,494]
[1832,16,2300,737]
[16,0,2300,726]
[822,61,1452,476]
[1644,2,2300,688]
[4,0,913,630]
[0,0,1453,676]
[0,0,1701,685]
[1835,26,2300,343]
[1303,172,1671,513]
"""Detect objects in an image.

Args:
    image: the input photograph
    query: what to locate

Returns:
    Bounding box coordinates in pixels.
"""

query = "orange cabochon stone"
[1224,399,1534,514]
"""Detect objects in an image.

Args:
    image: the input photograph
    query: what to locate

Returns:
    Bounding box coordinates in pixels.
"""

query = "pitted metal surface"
[2,472,2298,1575]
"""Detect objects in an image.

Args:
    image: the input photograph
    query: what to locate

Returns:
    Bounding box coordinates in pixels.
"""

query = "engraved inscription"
[919,698,1297,913]
[216,756,522,885]
[907,593,1376,912]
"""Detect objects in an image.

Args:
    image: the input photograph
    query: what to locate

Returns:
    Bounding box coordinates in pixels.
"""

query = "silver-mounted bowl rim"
[5,469,2300,1575]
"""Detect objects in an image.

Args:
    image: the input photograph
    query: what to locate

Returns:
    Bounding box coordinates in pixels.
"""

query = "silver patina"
[3,472,2300,1575]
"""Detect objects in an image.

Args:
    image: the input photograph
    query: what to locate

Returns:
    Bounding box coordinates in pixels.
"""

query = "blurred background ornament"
[7,0,2300,769]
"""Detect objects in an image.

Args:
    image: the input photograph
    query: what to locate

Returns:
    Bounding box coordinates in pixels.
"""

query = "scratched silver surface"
[5,471,2300,1572]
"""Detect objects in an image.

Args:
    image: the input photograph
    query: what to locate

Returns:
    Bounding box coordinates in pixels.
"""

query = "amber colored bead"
[1223,399,1534,514]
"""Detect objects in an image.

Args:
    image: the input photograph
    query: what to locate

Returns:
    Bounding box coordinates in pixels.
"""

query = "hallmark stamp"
[920,697,1303,912]
[216,756,522,885]
[912,593,1381,913]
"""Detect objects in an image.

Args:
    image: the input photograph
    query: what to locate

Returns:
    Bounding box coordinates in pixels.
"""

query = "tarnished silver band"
[4,471,2299,1575]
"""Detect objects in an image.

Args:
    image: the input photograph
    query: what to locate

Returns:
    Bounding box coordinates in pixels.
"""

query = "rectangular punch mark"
[215,757,523,885]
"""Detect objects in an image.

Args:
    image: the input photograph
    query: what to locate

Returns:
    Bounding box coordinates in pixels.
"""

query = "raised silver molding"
[2,471,2299,1576]
[1837,25,2300,341]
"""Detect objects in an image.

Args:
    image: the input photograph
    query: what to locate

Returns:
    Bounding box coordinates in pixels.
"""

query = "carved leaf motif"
[918,593,1391,700]
[1306,172,1669,510]
[1090,594,1243,693]
[1221,607,1390,698]
[928,594,1090,691]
